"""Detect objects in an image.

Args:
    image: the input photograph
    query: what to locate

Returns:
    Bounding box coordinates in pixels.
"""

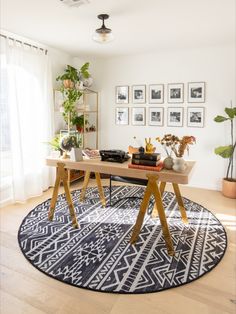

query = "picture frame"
[167,107,184,127]
[115,86,129,104]
[131,107,146,125]
[132,85,146,103]
[54,89,64,111]
[149,84,164,103]
[59,129,82,147]
[148,107,164,126]
[187,107,205,127]
[167,83,184,103]
[115,107,129,125]
[188,82,205,103]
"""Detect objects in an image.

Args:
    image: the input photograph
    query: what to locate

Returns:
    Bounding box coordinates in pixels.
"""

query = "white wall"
[94,44,235,190]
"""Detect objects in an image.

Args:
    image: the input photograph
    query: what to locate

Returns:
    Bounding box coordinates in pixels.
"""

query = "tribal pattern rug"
[18,186,227,294]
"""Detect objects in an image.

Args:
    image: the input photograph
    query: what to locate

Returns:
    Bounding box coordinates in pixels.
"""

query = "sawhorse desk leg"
[48,163,78,228]
[151,182,166,218]
[152,182,188,224]
[80,171,106,207]
[130,174,175,256]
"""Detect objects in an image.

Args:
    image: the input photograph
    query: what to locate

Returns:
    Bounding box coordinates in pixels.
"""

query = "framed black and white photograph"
[132,85,146,104]
[188,82,205,103]
[168,83,184,103]
[131,107,146,125]
[115,86,129,104]
[187,107,205,127]
[167,107,184,127]
[115,107,129,125]
[148,107,164,126]
[149,84,164,103]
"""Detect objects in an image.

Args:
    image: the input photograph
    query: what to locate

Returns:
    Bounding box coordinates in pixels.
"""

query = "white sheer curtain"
[0,36,54,205]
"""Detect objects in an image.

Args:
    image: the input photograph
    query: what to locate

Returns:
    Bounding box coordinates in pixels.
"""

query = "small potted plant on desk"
[214,105,236,198]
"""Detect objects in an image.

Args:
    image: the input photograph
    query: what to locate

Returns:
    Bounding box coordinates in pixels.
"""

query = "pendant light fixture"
[93,14,114,43]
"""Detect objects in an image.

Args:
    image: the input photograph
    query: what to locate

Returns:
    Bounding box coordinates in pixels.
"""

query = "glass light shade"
[92,31,114,43]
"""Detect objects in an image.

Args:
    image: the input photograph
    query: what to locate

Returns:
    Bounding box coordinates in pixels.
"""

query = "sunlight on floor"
[216,213,236,231]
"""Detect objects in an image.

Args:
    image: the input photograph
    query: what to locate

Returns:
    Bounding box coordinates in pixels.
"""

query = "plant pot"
[173,157,187,172]
[70,148,83,162]
[76,125,84,133]
[163,156,174,170]
[222,178,236,199]
[63,79,74,89]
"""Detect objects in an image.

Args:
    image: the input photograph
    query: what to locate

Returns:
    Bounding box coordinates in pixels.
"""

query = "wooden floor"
[0,179,236,314]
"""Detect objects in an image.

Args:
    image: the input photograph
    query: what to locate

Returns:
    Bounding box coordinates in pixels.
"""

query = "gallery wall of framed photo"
[115,82,206,128]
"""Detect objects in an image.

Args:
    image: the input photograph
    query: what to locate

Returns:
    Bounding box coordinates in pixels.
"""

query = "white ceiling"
[1,0,235,58]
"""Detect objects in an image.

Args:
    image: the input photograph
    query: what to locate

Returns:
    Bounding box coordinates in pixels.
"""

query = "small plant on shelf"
[71,115,89,132]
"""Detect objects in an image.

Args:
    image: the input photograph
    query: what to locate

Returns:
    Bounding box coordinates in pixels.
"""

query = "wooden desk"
[46,157,195,256]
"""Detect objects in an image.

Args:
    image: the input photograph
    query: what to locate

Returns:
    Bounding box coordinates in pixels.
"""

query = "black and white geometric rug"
[18,186,227,294]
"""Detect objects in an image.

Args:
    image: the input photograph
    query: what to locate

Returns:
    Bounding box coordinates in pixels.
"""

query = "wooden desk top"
[46,157,195,185]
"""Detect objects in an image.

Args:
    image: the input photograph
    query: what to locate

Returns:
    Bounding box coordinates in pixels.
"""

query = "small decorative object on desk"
[128,136,145,154]
[128,146,139,154]
[145,138,156,154]
[172,157,186,172]
[139,146,145,153]
[156,134,196,170]
[71,148,83,161]
[163,156,174,170]
[60,135,79,159]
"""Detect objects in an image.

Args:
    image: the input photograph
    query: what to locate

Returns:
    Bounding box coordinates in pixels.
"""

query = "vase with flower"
[156,134,179,169]
[156,134,196,171]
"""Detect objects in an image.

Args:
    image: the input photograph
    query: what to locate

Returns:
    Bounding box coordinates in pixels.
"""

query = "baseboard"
[187,182,221,191]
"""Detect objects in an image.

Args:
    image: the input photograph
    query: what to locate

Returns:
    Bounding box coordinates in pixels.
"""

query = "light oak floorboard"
[0,180,235,314]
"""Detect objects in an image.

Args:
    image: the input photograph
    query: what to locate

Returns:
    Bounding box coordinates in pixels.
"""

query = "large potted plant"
[214,105,236,198]
[56,63,90,89]
[56,63,91,128]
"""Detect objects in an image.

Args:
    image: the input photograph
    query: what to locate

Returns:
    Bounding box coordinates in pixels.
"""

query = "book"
[128,162,164,172]
[132,152,161,161]
[82,149,101,159]
[131,158,162,166]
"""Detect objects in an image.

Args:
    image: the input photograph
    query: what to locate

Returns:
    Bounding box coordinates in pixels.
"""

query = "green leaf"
[80,62,90,79]
[214,145,234,158]
[233,107,236,115]
[80,62,89,73]
[225,107,235,119]
[214,115,229,122]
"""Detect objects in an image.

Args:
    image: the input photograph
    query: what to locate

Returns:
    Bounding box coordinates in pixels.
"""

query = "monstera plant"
[214,105,236,198]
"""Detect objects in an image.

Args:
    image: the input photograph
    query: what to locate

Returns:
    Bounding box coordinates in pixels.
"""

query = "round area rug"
[18,186,227,294]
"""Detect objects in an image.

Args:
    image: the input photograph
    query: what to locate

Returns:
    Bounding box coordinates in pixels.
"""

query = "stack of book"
[128,152,163,171]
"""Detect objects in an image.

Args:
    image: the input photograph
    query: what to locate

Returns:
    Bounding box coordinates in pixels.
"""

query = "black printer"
[99,150,130,163]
